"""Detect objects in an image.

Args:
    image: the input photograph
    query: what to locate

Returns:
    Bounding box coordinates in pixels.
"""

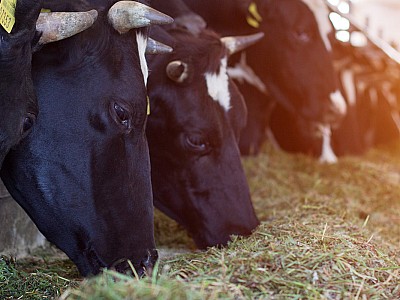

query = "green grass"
[1,142,400,299]
[0,255,80,299]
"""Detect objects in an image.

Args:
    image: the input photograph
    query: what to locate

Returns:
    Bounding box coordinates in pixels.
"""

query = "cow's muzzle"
[111,249,159,277]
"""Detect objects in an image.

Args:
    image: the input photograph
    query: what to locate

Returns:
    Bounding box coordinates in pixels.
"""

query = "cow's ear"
[250,0,272,22]
[166,60,189,83]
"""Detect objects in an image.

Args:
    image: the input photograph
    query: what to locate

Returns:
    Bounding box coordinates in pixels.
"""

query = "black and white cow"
[267,41,400,160]
[180,0,347,155]
[1,0,172,277]
[332,46,400,155]
[0,0,97,167]
[146,26,261,248]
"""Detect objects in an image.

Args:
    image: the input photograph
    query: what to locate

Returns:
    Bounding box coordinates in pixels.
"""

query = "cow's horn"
[37,10,98,45]
[220,32,264,55]
[146,38,173,54]
[108,1,174,34]
[166,60,189,83]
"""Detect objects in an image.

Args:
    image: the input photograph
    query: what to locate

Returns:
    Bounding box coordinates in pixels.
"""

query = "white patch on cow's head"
[301,0,333,52]
[330,90,347,116]
[205,57,231,111]
[136,32,148,86]
[319,125,338,164]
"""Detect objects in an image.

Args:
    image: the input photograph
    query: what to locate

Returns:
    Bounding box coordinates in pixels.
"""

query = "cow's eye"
[185,133,210,153]
[21,113,36,136]
[293,30,311,43]
[111,102,132,131]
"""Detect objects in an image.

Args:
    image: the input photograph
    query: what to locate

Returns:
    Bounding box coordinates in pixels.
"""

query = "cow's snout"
[112,249,158,277]
[139,249,159,276]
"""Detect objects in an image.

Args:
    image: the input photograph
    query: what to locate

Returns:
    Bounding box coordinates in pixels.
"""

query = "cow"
[0,0,173,277]
[332,45,400,156]
[146,25,261,248]
[266,41,400,160]
[151,0,206,34]
[266,103,338,163]
[179,0,347,155]
[0,0,98,168]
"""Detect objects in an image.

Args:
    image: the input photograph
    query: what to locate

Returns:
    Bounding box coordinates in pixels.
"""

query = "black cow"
[180,0,347,155]
[0,0,97,167]
[152,0,206,34]
[146,26,261,248]
[0,0,172,276]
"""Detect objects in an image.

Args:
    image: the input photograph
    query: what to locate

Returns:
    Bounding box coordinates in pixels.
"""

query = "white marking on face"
[301,0,333,51]
[136,32,148,86]
[330,90,347,116]
[205,56,231,111]
[341,69,356,106]
[319,125,338,164]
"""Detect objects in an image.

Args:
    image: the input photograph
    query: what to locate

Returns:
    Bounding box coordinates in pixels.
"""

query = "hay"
[1,142,400,299]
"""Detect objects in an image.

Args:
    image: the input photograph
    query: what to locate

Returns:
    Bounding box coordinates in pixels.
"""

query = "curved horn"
[146,38,173,54]
[220,32,264,55]
[166,60,189,83]
[108,1,174,34]
[37,10,98,45]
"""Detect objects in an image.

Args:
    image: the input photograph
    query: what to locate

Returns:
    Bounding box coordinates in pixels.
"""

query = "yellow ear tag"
[41,8,51,13]
[0,0,17,33]
[147,96,151,116]
[246,16,260,28]
[247,2,263,29]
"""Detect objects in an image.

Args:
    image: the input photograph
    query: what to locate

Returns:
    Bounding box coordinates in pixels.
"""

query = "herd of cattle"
[1,0,399,277]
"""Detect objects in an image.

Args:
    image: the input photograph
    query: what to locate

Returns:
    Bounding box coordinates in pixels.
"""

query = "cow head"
[0,0,173,276]
[245,0,347,125]
[0,0,99,168]
[0,0,41,167]
[147,27,260,249]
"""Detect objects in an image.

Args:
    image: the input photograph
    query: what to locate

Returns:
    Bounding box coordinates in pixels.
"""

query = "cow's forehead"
[300,0,333,51]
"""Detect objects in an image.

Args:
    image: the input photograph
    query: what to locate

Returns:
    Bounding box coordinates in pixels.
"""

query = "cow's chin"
[82,243,107,276]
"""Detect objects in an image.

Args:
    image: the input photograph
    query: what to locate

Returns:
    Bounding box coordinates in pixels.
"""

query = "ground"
[1,142,399,299]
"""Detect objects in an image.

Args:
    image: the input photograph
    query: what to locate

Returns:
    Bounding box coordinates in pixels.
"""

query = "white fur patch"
[319,125,338,164]
[301,0,333,52]
[341,69,357,106]
[136,32,148,86]
[330,90,347,116]
[205,57,231,111]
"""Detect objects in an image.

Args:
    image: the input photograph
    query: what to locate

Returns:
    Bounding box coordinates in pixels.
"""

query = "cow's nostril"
[140,249,159,276]
[110,250,158,278]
